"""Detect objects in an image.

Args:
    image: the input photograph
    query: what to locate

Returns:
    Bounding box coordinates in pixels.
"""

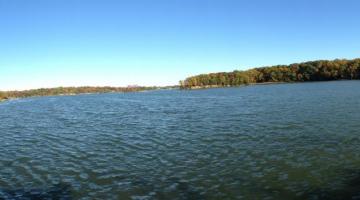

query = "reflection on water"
[1,81,360,199]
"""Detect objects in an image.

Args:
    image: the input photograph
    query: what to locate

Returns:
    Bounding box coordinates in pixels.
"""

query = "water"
[1,81,360,200]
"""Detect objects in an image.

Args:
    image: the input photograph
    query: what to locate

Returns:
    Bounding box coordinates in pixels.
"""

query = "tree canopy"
[180,58,360,89]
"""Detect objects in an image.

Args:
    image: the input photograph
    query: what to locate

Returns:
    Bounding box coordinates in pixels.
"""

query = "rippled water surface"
[1,81,360,199]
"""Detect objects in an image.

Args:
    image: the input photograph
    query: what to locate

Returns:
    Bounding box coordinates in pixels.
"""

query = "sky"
[0,0,360,90]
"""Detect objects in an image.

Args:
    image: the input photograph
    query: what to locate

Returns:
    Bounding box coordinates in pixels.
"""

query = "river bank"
[0,86,179,103]
[182,81,288,90]
[180,58,360,90]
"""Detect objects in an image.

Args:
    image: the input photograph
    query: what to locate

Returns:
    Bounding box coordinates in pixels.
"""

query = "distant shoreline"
[0,86,178,102]
[2,80,358,103]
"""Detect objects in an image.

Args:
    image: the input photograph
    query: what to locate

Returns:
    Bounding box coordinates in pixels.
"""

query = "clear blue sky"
[1,0,359,90]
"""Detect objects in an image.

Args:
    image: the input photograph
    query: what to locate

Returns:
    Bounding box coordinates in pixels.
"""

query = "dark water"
[1,81,360,200]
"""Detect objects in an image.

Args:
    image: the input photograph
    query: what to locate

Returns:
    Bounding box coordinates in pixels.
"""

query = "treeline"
[0,86,159,101]
[180,58,360,89]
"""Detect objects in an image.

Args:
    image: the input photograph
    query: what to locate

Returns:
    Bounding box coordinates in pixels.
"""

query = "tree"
[181,58,360,89]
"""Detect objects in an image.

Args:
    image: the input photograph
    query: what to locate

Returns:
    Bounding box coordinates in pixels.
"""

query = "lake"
[1,81,360,199]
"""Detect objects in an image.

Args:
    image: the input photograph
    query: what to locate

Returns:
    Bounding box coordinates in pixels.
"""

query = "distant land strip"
[0,86,177,101]
[2,58,360,101]
[180,58,360,89]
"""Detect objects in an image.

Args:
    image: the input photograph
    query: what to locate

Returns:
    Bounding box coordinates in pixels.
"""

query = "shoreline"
[182,81,289,90]
[0,86,179,103]
[0,91,133,103]
[179,58,360,90]
[181,80,358,90]
[1,80,357,102]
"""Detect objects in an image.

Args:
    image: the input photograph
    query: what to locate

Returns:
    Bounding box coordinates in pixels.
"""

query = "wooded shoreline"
[183,81,287,90]
[180,58,360,89]
[0,86,177,102]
